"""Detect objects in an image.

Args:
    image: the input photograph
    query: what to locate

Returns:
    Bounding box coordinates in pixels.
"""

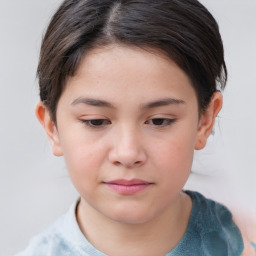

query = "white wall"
[185,0,256,217]
[0,1,255,255]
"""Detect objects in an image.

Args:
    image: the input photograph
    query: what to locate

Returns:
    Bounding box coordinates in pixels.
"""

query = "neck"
[76,192,192,256]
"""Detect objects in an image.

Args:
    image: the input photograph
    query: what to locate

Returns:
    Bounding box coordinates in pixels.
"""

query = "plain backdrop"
[0,0,255,255]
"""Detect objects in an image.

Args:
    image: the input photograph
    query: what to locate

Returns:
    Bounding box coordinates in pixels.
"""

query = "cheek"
[157,129,195,162]
[59,134,106,191]
[59,125,105,168]
[154,132,196,184]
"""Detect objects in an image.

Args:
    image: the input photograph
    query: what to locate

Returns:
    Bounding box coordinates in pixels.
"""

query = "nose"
[108,126,147,168]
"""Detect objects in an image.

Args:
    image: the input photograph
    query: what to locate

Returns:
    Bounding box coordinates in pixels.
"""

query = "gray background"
[0,0,255,255]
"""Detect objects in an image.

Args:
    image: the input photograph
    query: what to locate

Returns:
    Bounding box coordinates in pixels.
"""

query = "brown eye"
[152,119,165,125]
[146,118,176,126]
[82,119,111,127]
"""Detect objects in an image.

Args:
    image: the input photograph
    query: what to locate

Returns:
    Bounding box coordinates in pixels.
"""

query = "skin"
[36,45,222,256]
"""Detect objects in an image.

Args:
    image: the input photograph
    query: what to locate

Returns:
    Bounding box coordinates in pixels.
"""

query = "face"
[38,45,221,225]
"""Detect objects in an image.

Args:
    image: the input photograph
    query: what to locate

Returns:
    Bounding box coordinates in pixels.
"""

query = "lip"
[104,179,153,195]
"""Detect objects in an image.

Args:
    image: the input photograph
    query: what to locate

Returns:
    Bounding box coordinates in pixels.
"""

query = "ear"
[35,102,63,156]
[195,92,223,150]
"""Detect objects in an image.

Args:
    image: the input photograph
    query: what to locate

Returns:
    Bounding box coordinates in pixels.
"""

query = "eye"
[145,118,176,126]
[81,119,111,127]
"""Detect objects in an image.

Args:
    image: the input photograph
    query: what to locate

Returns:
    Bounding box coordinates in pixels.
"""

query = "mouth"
[103,179,153,195]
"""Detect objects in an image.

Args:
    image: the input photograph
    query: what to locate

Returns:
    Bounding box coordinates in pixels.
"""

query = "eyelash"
[81,118,176,128]
[81,119,111,128]
[145,118,176,127]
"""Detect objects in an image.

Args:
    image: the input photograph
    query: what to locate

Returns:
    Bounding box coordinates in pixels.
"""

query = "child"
[17,0,245,255]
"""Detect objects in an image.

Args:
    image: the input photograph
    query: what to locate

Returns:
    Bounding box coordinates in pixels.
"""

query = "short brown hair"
[38,0,227,122]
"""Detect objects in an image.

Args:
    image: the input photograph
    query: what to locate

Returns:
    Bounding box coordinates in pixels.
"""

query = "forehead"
[61,45,197,109]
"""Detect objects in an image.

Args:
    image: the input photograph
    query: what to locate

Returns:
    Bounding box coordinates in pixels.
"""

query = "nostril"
[113,161,121,166]
[113,160,142,168]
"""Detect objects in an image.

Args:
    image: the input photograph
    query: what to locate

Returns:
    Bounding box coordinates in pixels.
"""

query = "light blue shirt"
[16,191,244,256]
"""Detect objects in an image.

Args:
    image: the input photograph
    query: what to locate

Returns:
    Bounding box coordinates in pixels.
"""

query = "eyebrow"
[71,97,185,109]
[71,97,115,108]
[141,98,185,109]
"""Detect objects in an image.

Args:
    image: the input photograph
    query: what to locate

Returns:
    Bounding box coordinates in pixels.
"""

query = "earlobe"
[35,102,63,156]
[195,92,223,150]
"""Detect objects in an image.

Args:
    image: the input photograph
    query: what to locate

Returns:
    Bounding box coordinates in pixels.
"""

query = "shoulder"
[187,190,234,229]
[15,202,87,256]
[16,217,76,256]
[186,191,244,255]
